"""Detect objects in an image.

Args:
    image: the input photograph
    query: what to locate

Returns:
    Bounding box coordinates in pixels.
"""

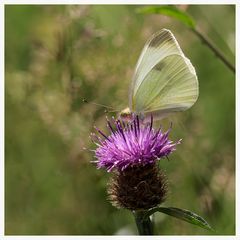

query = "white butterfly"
[120,28,199,121]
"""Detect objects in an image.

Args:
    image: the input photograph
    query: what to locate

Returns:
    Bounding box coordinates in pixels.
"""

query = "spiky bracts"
[108,163,168,210]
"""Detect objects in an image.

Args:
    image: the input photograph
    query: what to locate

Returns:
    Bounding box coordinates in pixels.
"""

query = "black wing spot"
[149,30,172,48]
[155,62,165,71]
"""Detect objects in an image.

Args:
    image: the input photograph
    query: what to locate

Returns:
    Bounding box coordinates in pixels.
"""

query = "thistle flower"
[92,115,180,211]
[92,115,180,172]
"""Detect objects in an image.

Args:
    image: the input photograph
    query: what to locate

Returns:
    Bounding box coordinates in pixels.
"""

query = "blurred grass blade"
[137,6,196,29]
[145,207,213,231]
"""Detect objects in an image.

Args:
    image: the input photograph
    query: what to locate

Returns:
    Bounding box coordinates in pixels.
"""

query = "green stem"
[133,210,154,235]
[191,28,235,73]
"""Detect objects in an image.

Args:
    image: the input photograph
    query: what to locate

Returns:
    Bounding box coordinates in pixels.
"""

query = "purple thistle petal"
[106,117,115,134]
[94,126,111,141]
[93,115,180,171]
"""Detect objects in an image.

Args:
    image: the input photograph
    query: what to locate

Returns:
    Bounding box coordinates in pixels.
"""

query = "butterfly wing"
[129,29,198,118]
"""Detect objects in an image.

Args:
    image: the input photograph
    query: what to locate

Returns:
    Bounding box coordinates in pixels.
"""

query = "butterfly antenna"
[105,109,119,113]
[82,98,119,112]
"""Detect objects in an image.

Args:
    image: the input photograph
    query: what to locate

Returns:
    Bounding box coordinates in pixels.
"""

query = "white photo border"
[1,1,238,239]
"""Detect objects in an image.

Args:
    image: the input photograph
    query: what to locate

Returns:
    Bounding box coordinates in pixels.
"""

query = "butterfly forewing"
[129,29,198,119]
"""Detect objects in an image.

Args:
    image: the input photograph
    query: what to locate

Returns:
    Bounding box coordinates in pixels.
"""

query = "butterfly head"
[119,107,134,121]
[119,108,147,123]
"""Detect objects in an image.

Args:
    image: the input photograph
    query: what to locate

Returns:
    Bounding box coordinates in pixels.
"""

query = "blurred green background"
[5,5,235,235]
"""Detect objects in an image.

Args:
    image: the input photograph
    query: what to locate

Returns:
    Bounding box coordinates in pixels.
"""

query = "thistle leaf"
[137,6,196,29]
[145,207,213,231]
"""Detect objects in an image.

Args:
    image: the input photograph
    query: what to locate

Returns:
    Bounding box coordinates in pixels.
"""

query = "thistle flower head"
[91,115,181,210]
[92,115,180,172]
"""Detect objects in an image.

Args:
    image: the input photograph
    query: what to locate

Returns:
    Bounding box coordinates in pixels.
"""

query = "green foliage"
[137,6,196,29]
[146,207,213,231]
[5,5,235,235]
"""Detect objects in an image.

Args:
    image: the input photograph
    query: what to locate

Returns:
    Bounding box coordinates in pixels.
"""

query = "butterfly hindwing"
[133,54,198,113]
